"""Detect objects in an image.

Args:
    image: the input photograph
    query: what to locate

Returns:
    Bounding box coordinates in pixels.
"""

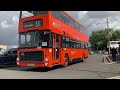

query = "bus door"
[52,34,61,64]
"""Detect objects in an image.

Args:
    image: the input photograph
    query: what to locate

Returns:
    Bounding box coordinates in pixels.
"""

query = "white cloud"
[78,11,88,20]
[8,45,18,49]
[1,20,10,28]
[109,21,120,30]
[83,11,88,14]
[0,15,19,29]
[0,20,15,29]
[1,20,7,28]
[0,11,19,46]
[12,16,19,23]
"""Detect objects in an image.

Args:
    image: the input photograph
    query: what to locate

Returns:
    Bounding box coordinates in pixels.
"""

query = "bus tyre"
[82,54,85,62]
[63,55,69,67]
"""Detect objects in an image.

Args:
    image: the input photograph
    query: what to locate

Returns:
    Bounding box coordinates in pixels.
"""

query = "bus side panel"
[67,49,83,60]
[60,48,83,65]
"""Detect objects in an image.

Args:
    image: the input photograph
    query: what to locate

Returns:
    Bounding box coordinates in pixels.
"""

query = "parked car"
[0,48,18,67]
[89,51,94,55]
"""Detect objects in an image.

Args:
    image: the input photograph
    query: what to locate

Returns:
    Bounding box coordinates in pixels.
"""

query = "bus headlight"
[17,62,19,65]
[45,57,49,62]
[16,55,19,65]
[17,56,19,61]
[45,62,48,66]
[16,55,20,61]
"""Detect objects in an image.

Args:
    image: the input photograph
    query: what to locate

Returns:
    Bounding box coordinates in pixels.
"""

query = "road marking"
[107,76,120,79]
[105,62,116,64]
[103,56,116,64]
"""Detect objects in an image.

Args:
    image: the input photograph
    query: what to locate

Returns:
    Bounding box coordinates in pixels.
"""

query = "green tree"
[89,28,120,51]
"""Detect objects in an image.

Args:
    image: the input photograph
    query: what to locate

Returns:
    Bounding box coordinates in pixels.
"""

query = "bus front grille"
[20,51,44,62]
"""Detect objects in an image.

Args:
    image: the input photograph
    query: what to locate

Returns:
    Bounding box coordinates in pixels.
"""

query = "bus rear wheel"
[63,55,69,67]
[82,54,85,62]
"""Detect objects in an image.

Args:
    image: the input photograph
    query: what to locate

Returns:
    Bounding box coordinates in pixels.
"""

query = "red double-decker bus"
[17,11,89,68]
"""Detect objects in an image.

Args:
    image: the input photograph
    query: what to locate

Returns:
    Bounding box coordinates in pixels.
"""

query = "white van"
[109,41,120,49]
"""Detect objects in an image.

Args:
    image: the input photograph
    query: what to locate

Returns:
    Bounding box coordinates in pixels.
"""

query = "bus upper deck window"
[20,11,48,18]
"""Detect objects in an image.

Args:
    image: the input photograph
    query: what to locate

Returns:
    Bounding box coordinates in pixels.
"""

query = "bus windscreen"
[19,30,51,48]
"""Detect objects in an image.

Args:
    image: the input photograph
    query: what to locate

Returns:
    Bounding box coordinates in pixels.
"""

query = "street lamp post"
[107,18,111,55]
[96,18,111,55]
[107,18,109,28]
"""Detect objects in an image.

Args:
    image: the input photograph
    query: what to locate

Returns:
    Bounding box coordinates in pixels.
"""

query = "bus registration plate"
[27,63,35,66]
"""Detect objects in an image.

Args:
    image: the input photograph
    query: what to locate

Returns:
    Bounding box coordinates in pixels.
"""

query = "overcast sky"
[0,11,120,46]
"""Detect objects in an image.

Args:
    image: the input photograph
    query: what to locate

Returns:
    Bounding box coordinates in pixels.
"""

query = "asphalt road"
[0,54,120,79]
